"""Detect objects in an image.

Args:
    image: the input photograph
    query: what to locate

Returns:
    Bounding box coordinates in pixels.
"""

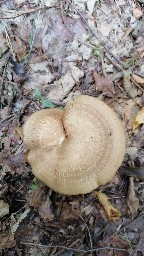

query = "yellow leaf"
[96,191,121,221]
[133,107,144,133]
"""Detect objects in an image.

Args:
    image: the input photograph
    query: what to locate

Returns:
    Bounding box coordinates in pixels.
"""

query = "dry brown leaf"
[12,36,27,62]
[30,188,45,207]
[96,191,121,221]
[134,230,144,256]
[0,233,15,249]
[93,70,114,97]
[97,235,129,256]
[38,195,54,220]
[121,25,133,43]
[123,70,138,98]
[131,74,144,85]
[127,177,139,216]
[60,201,80,220]
[81,204,94,215]
[133,106,144,133]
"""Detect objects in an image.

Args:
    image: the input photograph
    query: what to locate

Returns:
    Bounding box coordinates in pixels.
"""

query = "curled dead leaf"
[93,70,114,97]
[96,191,121,221]
[38,195,54,220]
[133,106,144,133]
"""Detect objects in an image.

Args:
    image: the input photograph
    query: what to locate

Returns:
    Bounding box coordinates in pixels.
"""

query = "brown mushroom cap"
[23,95,125,195]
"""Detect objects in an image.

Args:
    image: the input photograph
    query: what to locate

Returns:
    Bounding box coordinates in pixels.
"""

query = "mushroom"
[23,95,125,195]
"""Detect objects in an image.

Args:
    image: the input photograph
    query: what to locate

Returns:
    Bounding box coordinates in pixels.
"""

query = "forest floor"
[0,0,144,255]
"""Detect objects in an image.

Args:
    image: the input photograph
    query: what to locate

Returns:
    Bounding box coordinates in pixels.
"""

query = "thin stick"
[2,20,16,60]
[131,77,144,93]
[0,114,15,125]
[0,5,56,20]
[20,242,127,252]
[79,215,93,252]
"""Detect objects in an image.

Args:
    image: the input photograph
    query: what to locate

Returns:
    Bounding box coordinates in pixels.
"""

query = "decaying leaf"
[93,70,114,97]
[81,203,94,215]
[48,63,84,101]
[96,191,121,221]
[11,208,30,234]
[133,106,144,133]
[38,195,54,220]
[127,177,139,216]
[123,70,138,98]
[0,233,15,249]
[60,201,80,220]
[121,25,133,43]
[131,74,144,85]
[97,235,129,256]
[30,187,45,207]
[0,200,9,218]
[12,36,27,62]
[134,230,144,256]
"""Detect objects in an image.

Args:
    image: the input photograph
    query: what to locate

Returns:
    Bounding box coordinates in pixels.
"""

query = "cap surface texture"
[23,95,125,195]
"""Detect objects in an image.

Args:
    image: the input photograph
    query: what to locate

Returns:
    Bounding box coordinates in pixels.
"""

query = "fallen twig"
[79,215,93,253]
[0,5,57,20]
[20,242,127,252]
[131,77,144,93]
[0,114,15,125]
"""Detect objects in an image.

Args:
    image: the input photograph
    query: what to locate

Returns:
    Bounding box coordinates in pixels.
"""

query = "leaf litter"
[0,0,144,255]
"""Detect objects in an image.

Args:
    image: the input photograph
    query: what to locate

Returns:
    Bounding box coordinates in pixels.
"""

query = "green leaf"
[92,47,100,56]
[29,183,39,190]
[40,98,54,108]
[33,89,42,100]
